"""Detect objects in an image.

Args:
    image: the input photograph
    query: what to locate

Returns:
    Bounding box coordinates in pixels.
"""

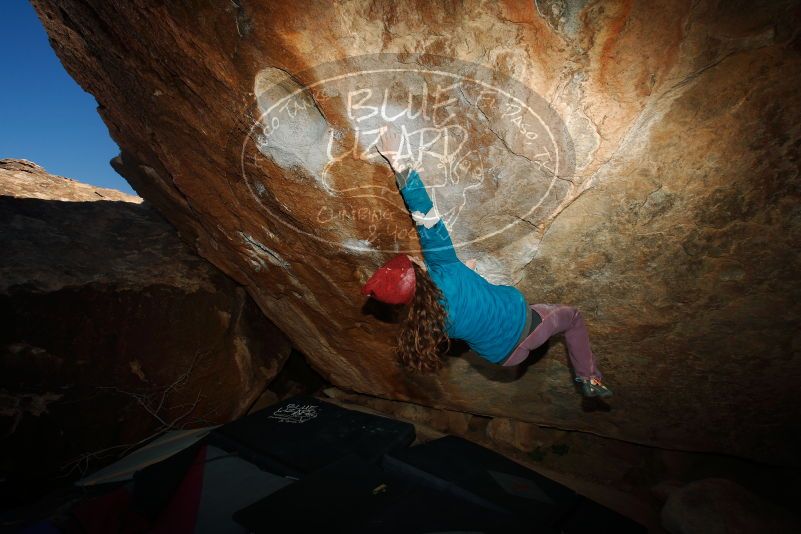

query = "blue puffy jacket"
[398,170,528,363]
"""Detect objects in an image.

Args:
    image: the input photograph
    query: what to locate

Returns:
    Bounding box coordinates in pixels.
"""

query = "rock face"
[661,478,800,534]
[0,159,291,482]
[0,159,141,203]
[30,1,801,464]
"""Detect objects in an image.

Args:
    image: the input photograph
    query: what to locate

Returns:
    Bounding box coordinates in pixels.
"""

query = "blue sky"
[0,0,135,194]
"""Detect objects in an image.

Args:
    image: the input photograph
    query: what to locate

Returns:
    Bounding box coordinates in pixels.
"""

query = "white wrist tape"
[411,206,441,229]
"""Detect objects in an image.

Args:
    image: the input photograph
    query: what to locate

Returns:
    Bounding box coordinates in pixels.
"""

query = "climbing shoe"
[575,376,613,398]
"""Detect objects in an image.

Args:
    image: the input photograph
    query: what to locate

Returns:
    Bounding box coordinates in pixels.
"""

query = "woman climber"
[361,130,612,398]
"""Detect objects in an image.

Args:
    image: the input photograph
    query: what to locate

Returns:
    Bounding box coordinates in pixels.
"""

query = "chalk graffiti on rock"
[240,54,575,254]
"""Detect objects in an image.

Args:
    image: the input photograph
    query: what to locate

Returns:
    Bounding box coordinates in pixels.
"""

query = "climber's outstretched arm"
[374,129,458,266]
[395,169,459,266]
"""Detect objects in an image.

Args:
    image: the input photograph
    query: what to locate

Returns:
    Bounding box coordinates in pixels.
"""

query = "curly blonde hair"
[397,263,450,373]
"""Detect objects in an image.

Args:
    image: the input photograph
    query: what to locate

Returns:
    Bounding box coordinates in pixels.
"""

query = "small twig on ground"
[63,350,211,477]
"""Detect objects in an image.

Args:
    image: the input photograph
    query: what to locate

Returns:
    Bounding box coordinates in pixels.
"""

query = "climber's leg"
[501,305,553,366]
[503,304,610,395]
[534,304,612,397]
[543,304,602,380]
[502,304,602,378]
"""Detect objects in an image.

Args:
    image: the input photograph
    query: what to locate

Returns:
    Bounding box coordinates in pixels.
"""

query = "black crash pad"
[384,435,645,532]
[208,396,415,477]
[233,453,534,534]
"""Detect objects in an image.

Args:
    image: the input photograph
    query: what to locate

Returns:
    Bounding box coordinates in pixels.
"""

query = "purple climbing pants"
[501,304,603,380]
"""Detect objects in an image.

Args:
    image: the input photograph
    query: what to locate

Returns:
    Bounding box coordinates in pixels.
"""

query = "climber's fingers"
[376,128,404,158]
[376,127,424,180]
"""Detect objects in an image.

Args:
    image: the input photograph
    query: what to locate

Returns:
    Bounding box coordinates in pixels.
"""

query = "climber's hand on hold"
[376,127,403,153]
[375,127,419,190]
[374,128,403,171]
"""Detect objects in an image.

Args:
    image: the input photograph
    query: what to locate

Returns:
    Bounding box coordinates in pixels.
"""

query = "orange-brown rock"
[29,1,801,465]
[0,159,291,484]
[0,159,141,203]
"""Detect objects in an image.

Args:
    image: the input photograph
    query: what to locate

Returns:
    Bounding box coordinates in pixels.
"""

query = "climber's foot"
[575,376,612,398]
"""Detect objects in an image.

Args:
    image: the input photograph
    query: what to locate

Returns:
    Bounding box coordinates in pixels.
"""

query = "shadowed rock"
[661,478,800,534]
[0,159,291,489]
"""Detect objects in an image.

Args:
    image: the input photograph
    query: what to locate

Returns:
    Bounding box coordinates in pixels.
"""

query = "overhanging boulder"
[28,0,801,465]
